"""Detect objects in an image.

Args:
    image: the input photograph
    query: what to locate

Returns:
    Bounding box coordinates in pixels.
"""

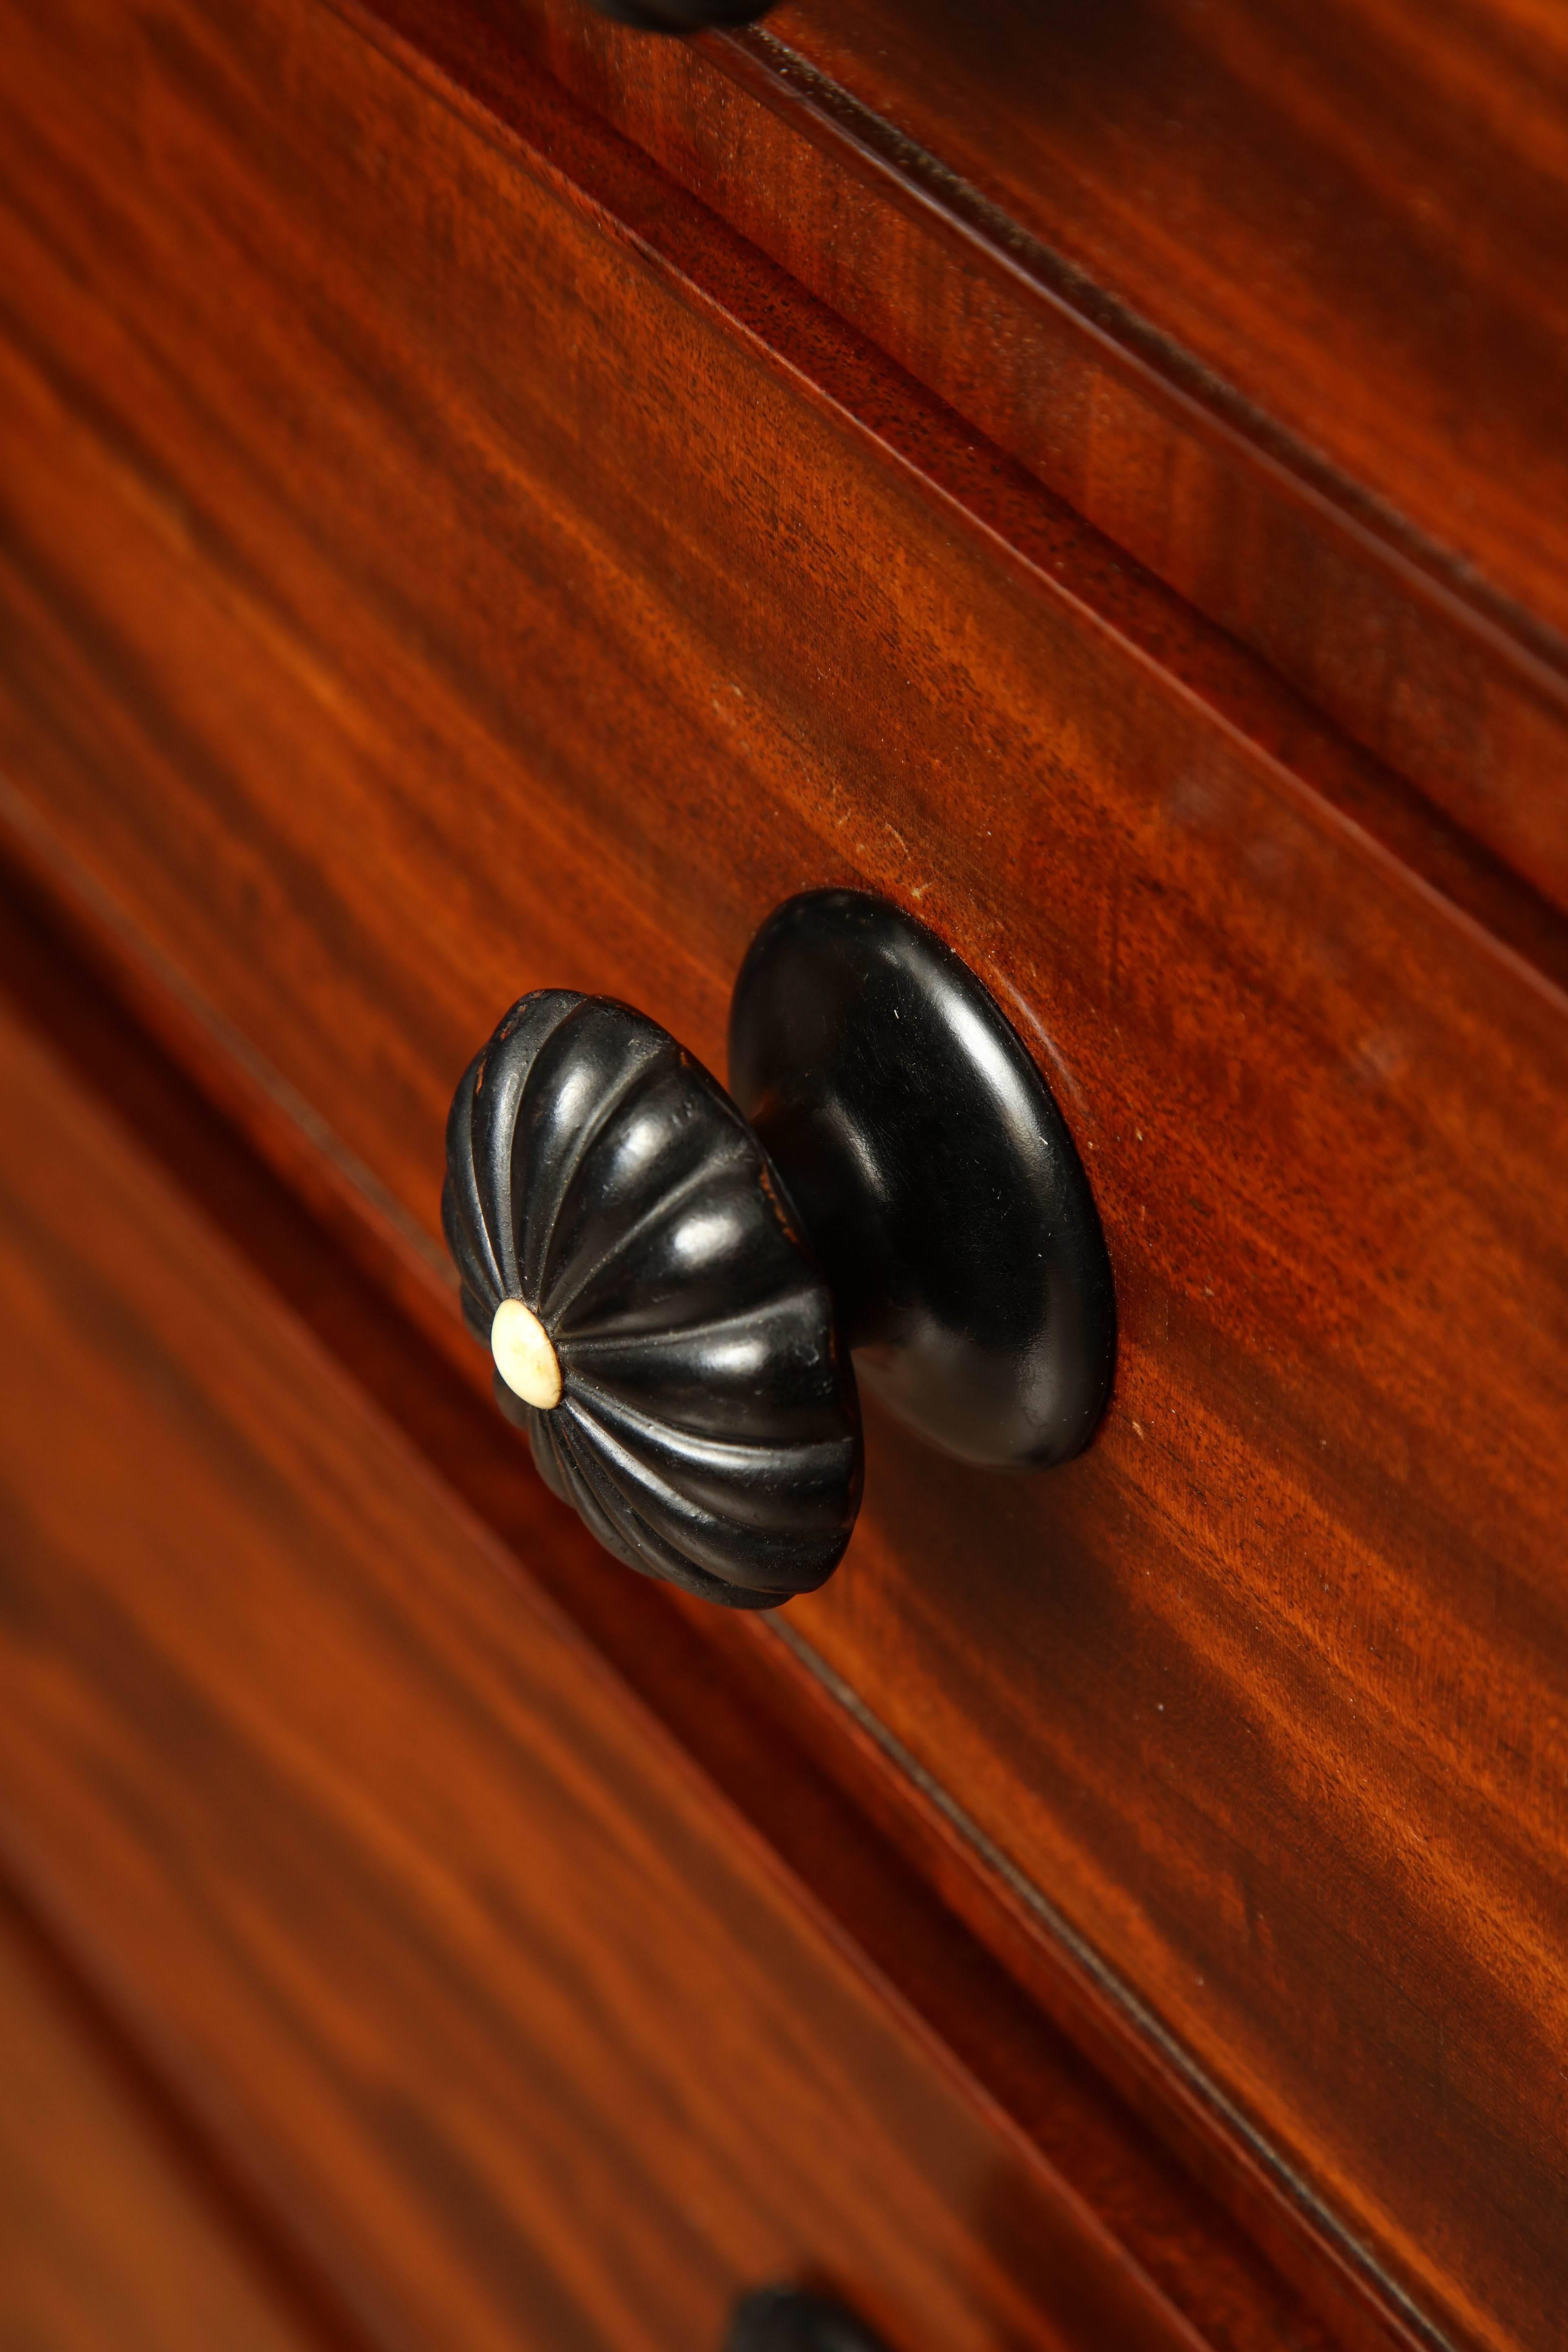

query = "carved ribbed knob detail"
[442,990,862,1609]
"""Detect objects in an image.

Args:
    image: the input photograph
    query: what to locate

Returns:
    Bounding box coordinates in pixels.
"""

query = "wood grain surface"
[497,0,1568,924]
[0,1898,321,2352]
[0,989,1212,2352]
[2,5,1567,2351]
[0,854,1360,2352]
[768,0,1568,636]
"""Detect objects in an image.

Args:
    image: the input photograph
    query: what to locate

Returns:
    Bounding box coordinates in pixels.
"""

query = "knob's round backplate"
[729,891,1116,1468]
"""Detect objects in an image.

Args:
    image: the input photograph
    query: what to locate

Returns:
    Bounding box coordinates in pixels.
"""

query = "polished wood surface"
[0,989,1206,2352]
[0,1900,316,2352]
[0,861,1353,2352]
[2,4,1565,2350]
[778,0,1568,633]
[501,0,1568,923]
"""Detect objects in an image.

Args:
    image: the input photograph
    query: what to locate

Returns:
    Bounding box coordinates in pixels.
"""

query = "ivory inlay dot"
[491,1297,563,1411]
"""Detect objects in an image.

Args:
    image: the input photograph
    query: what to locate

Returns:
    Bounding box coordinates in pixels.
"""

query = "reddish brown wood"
[768,0,1568,638]
[0,988,1208,2352]
[0,1895,320,2352]
[0,852,1359,2352]
[2,6,1566,2350]
[497,0,1568,922]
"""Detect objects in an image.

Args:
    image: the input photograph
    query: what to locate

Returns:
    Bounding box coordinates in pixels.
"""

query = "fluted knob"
[443,989,862,1609]
[443,893,1115,1607]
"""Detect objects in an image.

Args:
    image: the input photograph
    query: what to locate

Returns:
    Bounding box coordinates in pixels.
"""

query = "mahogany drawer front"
[2,4,1567,2349]
[503,0,1568,926]
[0,993,1188,2352]
[753,0,1568,664]
[0,1901,310,2352]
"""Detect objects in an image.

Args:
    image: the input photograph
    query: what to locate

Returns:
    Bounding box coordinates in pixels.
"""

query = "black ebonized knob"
[443,891,1115,1609]
[725,2285,889,2352]
[589,0,773,29]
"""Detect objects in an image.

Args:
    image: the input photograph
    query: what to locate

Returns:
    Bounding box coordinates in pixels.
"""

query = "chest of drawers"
[2,6,1566,2350]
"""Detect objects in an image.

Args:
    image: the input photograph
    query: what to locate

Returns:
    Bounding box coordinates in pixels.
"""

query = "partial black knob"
[725,2286,890,2352]
[589,0,773,29]
[443,891,1115,1608]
